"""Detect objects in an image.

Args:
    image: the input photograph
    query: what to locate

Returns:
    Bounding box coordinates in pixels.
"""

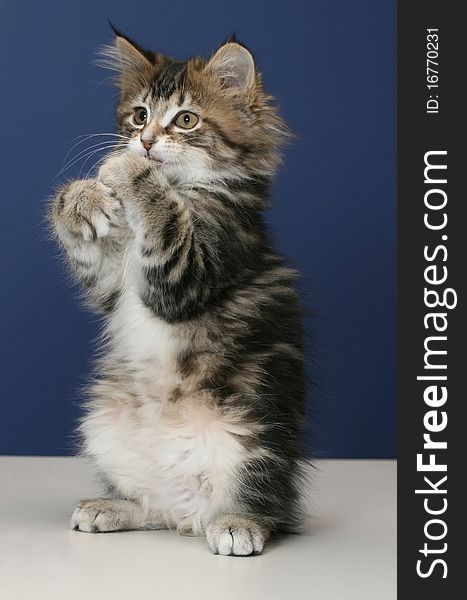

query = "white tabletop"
[0,457,396,599]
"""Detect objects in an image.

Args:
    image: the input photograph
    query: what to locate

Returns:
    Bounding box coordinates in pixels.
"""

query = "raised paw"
[52,179,122,242]
[98,152,151,195]
[206,515,268,556]
[71,498,140,533]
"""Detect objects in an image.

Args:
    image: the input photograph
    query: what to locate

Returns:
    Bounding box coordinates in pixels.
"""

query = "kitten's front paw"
[206,515,268,556]
[98,152,151,195]
[52,179,121,242]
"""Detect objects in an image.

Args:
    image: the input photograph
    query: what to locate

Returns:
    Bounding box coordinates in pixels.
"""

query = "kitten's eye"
[174,111,199,130]
[133,107,148,126]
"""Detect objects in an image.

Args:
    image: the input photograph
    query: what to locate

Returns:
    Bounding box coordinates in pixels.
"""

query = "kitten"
[51,30,306,556]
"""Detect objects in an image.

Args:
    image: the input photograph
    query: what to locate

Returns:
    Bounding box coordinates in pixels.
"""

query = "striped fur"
[51,33,307,555]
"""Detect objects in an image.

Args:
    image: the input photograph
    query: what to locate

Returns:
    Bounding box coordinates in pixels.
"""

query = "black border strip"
[398,2,462,596]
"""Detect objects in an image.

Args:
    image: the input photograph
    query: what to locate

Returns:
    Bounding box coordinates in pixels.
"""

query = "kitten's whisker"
[81,145,128,179]
[78,145,126,178]
[84,147,127,180]
[62,133,128,165]
[83,153,111,179]
[59,144,124,177]
[70,132,128,142]
[53,144,124,181]
[62,140,125,171]
[80,150,114,180]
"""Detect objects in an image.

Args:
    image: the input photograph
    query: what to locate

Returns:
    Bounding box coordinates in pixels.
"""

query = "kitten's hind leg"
[206,514,270,556]
[71,498,166,533]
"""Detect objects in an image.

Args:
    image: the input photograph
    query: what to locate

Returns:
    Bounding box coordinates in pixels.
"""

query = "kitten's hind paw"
[71,498,142,533]
[206,515,269,556]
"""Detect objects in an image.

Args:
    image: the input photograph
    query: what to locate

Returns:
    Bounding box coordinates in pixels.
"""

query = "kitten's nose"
[142,139,154,152]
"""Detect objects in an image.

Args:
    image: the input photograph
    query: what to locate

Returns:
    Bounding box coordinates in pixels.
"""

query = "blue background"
[0,0,396,457]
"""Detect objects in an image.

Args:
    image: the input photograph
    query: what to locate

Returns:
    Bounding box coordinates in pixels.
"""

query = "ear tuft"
[97,30,153,90]
[207,42,255,91]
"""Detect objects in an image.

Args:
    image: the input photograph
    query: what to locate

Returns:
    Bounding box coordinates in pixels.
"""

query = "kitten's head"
[100,31,288,184]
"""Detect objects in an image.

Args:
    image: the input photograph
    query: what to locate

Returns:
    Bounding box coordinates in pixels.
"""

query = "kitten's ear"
[98,29,153,91]
[207,42,256,91]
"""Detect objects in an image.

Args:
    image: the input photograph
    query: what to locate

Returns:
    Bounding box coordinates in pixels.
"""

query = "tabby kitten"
[51,31,306,556]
